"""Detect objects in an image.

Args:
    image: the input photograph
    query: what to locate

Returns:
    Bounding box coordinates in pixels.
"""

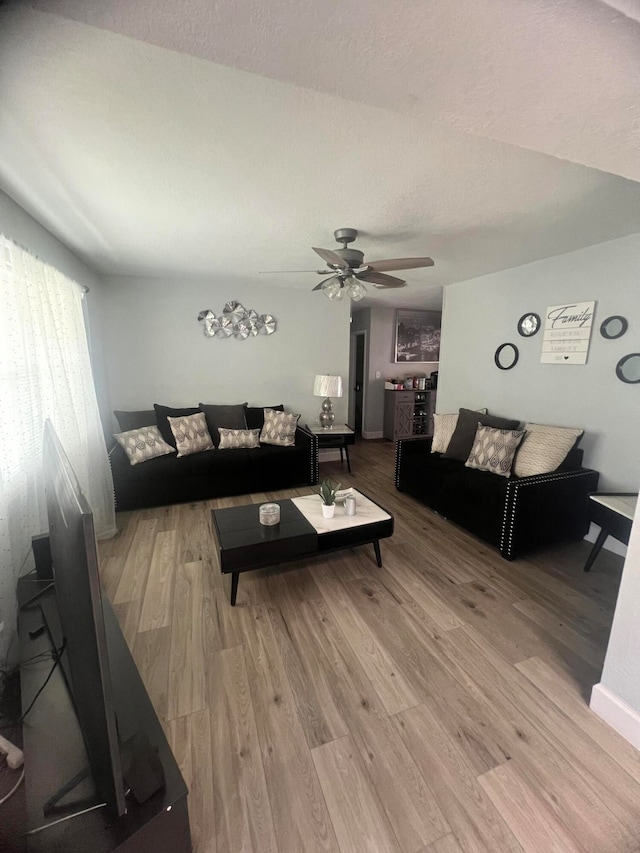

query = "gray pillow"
[114,409,156,432]
[198,403,248,447]
[444,407,520,462]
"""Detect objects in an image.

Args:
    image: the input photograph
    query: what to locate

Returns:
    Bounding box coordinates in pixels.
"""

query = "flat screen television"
[42,419,126,817]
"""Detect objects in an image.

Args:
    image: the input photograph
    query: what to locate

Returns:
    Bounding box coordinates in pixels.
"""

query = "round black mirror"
[600,316,628,340]
[494,343,519,370]
[616,353,640,384]
[517,312,541,337]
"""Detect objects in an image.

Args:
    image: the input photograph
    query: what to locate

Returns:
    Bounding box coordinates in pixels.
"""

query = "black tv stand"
[16,574,191,852]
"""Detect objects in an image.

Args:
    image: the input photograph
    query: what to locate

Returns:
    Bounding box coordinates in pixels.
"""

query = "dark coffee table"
[211,490,394,604]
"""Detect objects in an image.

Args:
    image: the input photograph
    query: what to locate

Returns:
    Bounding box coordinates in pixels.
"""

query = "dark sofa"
[109,405,319,512]
[395,437,599,560]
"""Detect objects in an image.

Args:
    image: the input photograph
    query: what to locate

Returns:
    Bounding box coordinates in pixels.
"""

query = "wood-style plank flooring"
[98,438,640,853]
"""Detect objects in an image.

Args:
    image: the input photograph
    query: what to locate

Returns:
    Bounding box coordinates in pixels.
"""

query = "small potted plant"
[319,478,341,519]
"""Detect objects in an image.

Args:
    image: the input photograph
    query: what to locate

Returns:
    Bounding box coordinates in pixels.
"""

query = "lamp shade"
[313,375,343,398]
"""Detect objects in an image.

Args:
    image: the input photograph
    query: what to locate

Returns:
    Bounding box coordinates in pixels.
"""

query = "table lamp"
[313,375,343,429]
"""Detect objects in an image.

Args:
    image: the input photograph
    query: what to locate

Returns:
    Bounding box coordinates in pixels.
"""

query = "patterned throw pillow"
[513,423,583,478]
[431,413,458,454]
[245,404,284,431]
[465,425,526,477]
[154,404,200,447]
[168,412,214,457]
[431,408,488,454]
[114,426,176,466]
[260,408,300,447]
[218,428,260,449]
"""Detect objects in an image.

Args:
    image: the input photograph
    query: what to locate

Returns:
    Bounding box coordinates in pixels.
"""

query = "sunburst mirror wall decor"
[198,302,277,338]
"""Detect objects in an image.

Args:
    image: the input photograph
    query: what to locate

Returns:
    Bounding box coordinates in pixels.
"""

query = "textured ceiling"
[1,0,639,308]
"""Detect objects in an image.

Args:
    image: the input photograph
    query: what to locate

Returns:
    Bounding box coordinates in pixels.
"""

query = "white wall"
[0,190,109,664]
[437,233,640,491]
[99,276,351,431]
[594,501,640,723]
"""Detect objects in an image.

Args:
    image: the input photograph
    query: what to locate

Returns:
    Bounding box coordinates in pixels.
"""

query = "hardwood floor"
[98,438,640,853]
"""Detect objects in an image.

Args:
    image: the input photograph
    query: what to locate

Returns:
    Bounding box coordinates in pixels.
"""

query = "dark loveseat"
[109,405,319,512]
[395,437,599,560]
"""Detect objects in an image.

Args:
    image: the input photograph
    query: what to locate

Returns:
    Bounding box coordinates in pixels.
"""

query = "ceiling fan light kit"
[261,228,434,300]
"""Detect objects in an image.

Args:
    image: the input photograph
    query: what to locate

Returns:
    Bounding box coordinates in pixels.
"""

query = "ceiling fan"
[260,228,434,301]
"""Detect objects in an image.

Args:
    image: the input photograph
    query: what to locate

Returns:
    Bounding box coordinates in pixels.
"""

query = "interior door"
[354,333,365,434]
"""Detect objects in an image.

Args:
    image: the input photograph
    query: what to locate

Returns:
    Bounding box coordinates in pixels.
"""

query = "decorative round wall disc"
[234,321,251,340]
[223,302,247,324]
[203,315,218,337]
[258,314,277,334]
[216,317,234,337]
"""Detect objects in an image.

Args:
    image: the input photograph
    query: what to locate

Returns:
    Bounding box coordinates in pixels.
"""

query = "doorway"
[349,331,366,435]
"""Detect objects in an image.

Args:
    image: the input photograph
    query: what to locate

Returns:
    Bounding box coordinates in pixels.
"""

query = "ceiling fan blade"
[312,276,339,292]
[367,257,435,272]
[358,271,406,288]
[312,247,348,268]
[258,269,324,274]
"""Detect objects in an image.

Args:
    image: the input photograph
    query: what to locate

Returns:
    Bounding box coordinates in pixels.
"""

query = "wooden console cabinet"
[383,389,437,442]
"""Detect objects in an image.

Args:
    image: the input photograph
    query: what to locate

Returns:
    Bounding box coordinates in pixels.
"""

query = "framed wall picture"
[394,310,441,363]
[540,301,596,365]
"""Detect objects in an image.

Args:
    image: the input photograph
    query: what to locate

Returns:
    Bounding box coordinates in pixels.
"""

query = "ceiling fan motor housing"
[331,247,365,269]
[330,229,363,269]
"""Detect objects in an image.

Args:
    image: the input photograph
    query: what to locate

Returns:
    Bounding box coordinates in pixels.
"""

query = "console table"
[584,492,638,572]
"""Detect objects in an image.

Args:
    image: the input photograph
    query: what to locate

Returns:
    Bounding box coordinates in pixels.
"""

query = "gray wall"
[99,276,351,430]
[351,306,439,436]
[437,233,640,491]
[0,190,108,663]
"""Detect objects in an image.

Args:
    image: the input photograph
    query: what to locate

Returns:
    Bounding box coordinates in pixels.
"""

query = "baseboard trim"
[362,431,384,440]
[590,683,640,751]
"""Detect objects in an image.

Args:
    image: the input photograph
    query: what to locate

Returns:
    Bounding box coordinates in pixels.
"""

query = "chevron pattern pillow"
[218,428,261,449]
[513,423,583,477]
[431,413,458,453]
[465,425,526,477]
[168,412,214,457]
[114,426,176,466]
[260,408,300,447]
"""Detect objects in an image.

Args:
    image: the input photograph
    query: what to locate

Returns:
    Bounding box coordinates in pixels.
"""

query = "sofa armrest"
[395,437,433,489]
[500,467,600,560]
[295,425,319,485]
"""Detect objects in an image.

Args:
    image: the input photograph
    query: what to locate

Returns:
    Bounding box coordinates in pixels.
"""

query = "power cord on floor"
[20,639,66,723]
[0,769,24,806]
[0,645,64,731]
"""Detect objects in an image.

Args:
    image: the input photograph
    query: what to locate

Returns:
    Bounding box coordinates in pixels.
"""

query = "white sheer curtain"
[0,234,116,655]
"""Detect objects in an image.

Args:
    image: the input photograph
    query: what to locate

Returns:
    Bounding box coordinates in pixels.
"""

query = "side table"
[305,424,355,473]
[584,492,638,572]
